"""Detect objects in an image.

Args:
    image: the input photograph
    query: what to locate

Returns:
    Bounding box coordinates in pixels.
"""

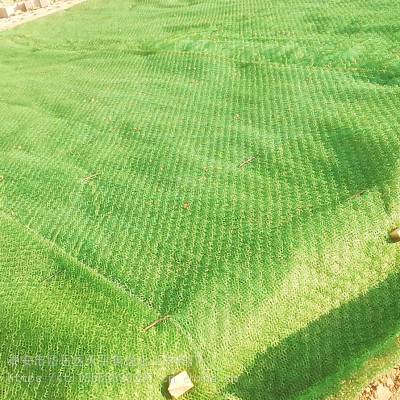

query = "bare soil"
[360,365,400,400]
[0,0,85,31]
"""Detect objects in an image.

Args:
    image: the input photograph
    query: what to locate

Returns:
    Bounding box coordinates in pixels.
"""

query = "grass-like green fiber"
[1,0,400,399]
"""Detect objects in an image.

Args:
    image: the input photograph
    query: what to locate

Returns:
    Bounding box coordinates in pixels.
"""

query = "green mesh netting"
[1,0,400,399]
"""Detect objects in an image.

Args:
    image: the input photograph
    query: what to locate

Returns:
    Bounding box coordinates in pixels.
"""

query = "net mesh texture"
[1,0,400,399]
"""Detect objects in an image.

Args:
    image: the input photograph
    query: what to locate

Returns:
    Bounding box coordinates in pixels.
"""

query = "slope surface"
[1,0,400,399]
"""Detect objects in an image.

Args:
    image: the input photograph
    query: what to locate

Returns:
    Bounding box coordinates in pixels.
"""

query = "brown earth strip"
[360,365,400,400]
[0,0,86,32]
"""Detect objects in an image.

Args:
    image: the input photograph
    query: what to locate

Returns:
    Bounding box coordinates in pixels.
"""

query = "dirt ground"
[360,365,400,400]
[0,0,85,31]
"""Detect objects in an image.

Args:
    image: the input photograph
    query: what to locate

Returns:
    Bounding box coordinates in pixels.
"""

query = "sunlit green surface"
[1,1,400,399]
